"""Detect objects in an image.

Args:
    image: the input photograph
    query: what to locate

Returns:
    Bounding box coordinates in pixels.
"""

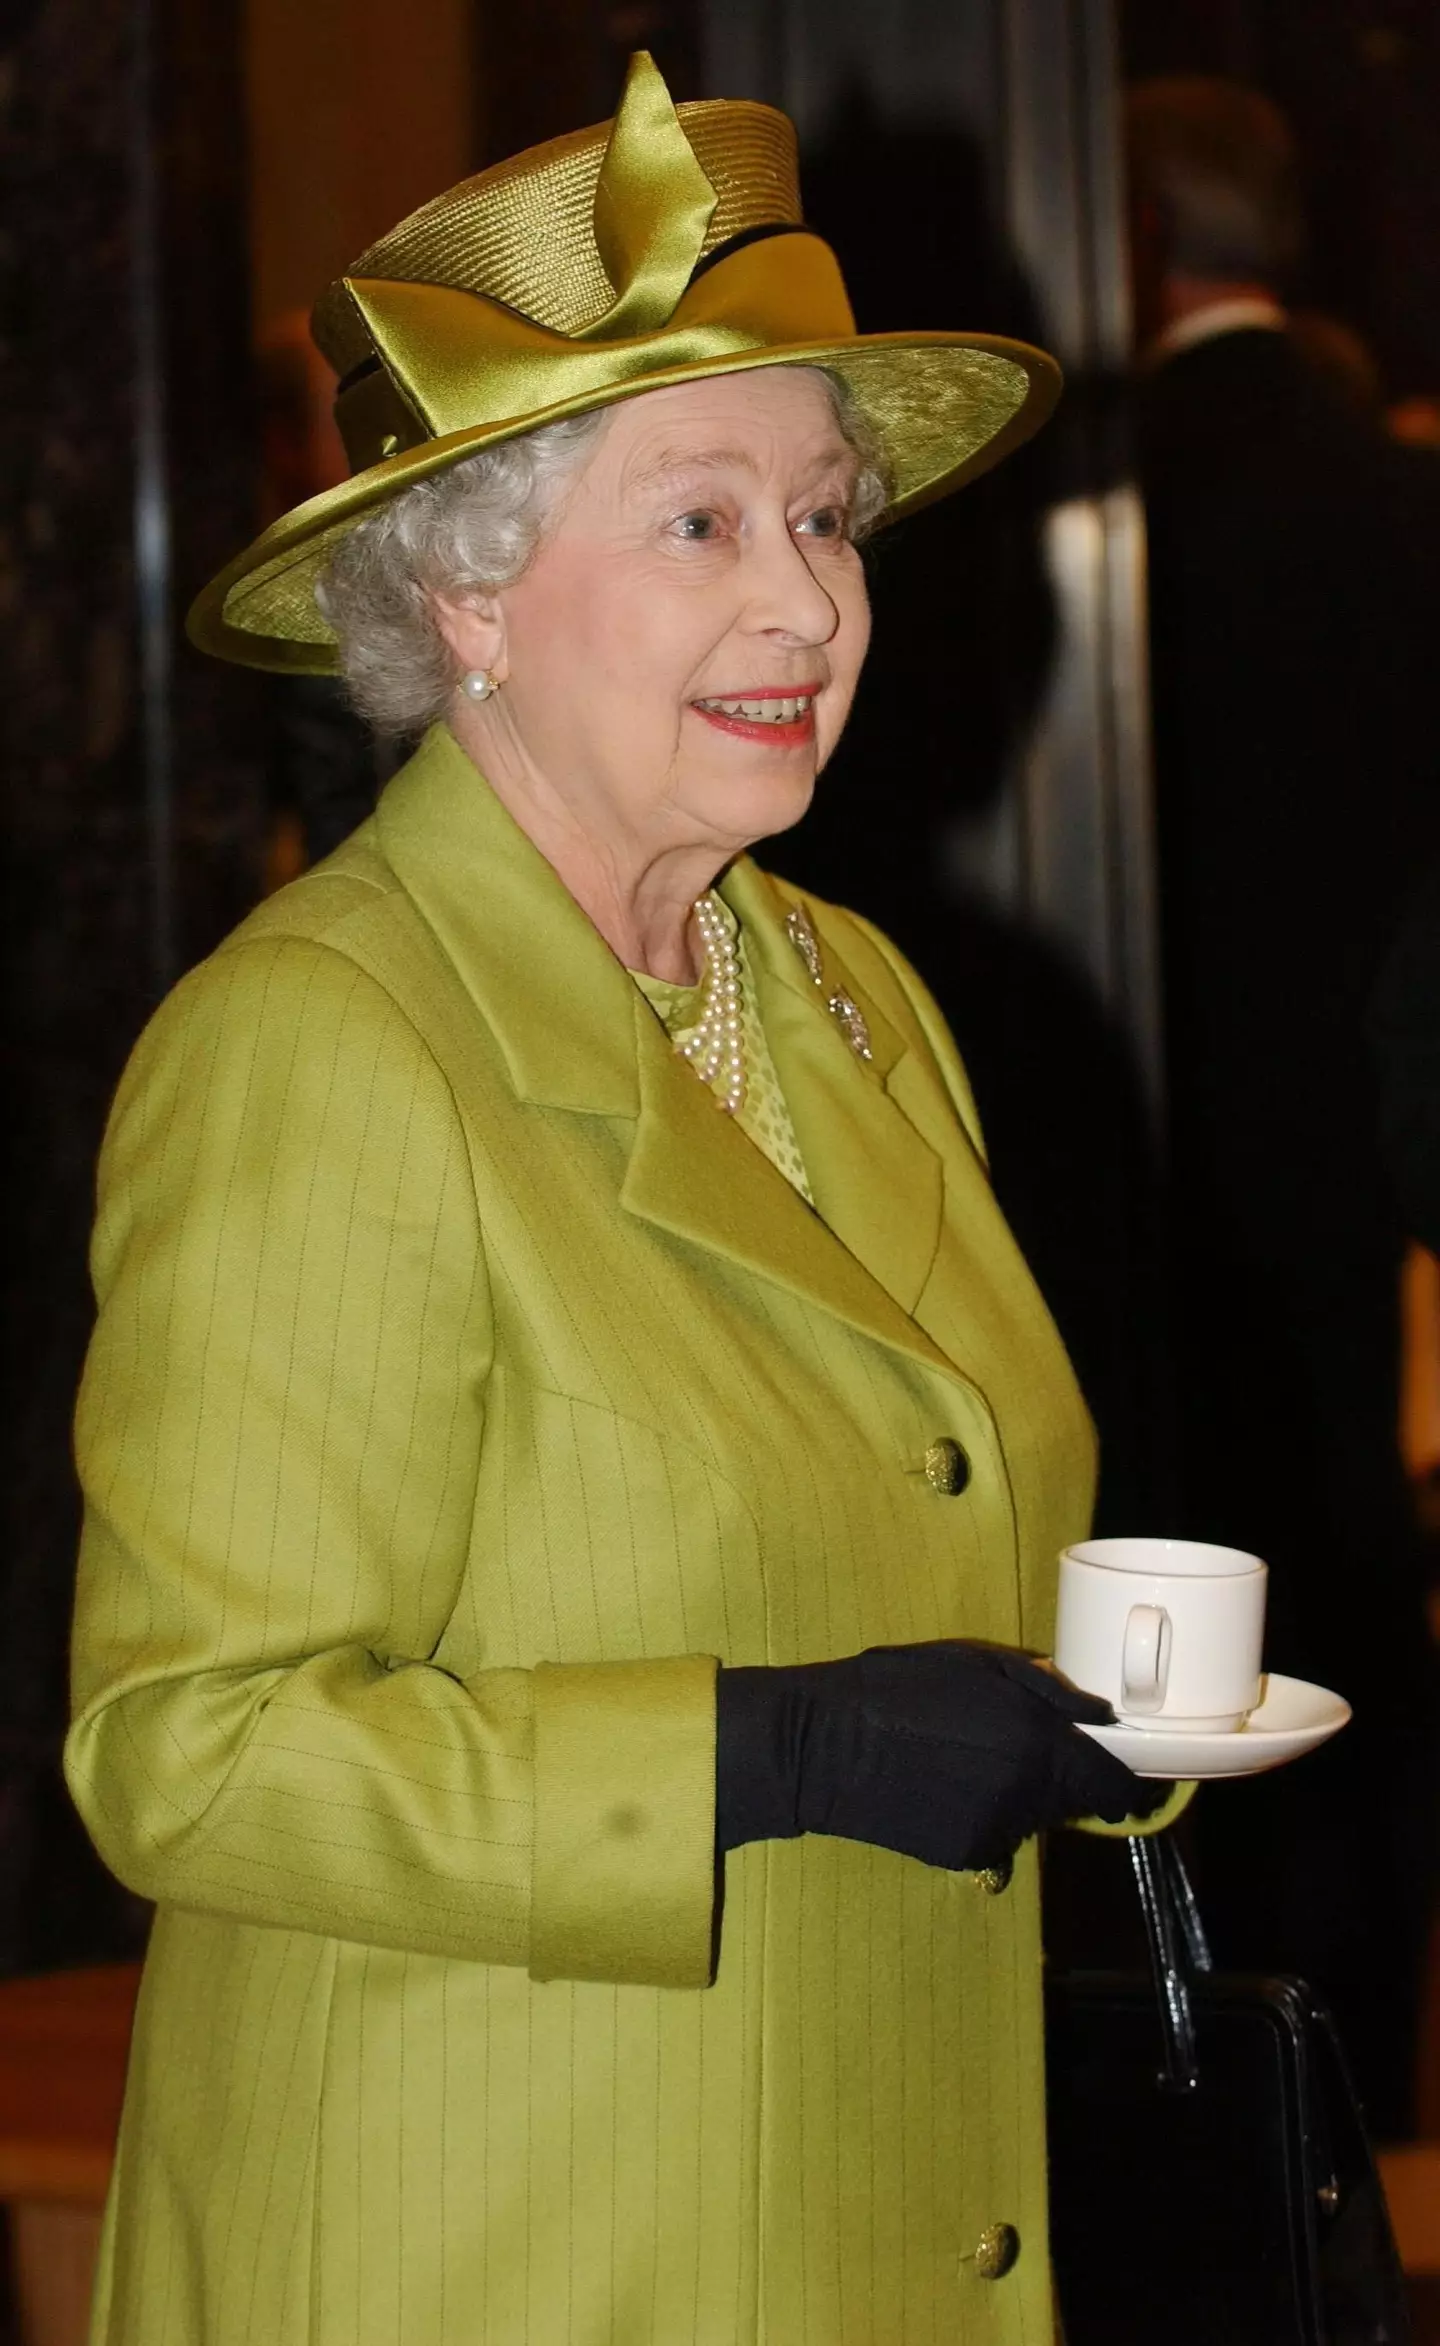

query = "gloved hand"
[715,1641,1171,1873]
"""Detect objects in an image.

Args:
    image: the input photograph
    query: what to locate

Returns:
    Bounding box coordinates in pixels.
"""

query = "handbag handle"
[1127,1832,1213,2091]
[1158,1833,1213,1976]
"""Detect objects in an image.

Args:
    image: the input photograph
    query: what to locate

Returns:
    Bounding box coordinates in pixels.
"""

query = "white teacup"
[1055,1537,1267,1732]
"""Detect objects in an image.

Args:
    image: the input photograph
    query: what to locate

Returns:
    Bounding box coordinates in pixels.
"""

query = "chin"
[708,762,817,846]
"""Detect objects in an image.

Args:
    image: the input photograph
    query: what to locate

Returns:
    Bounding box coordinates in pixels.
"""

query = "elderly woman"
[67,56,1165,2346]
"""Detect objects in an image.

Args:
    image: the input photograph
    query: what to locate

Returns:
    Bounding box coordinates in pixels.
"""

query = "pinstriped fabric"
[73,941,533,1966]
[68,730,1096,2342]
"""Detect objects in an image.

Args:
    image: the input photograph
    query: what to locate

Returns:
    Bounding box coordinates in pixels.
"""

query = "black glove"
[715,1641,1172,1873]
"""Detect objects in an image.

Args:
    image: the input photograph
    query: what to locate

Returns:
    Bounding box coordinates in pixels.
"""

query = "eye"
[796,504,850,541]
[673,509,722,541]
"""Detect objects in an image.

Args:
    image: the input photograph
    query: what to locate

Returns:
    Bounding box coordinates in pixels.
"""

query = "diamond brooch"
[826,989,873,1061]
[784,905,873,1063]
[784,905,825,988]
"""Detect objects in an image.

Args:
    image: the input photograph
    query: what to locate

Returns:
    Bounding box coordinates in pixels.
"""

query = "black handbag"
[1046,1831,1410,2345]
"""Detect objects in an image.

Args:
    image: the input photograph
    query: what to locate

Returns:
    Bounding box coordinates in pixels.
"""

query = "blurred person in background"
[1128,73,1440,2135]
[1286,308,1384,422]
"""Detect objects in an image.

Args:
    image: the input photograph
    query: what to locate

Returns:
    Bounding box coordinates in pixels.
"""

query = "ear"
[429,588,511,687]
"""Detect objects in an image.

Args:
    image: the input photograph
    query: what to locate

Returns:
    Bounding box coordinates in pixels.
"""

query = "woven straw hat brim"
[188,329,1059,675]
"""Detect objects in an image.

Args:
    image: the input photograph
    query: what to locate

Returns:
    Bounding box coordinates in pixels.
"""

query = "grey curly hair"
[315,367,891,737]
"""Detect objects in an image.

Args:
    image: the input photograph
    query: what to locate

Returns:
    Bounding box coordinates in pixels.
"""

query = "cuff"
[1070,1778,1197,1838]
[530,1654,718,1988]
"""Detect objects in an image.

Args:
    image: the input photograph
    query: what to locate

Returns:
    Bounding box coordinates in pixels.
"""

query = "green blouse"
[631,899,814,1205]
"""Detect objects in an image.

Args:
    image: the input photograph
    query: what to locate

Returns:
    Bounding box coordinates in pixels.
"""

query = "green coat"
[68,725,1098,2343]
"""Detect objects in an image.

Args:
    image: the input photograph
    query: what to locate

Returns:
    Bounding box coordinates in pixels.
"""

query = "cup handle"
[1121,1604,1172,1714]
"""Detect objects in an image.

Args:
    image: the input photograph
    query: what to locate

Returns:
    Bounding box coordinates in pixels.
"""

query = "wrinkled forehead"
[604,367,855,496]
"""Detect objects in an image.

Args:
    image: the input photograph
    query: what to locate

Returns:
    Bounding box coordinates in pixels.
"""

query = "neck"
[447,706,733,983]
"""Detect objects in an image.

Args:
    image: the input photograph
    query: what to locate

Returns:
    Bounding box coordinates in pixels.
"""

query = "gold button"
[924,1436,969,1495]
[974,1859,1012,1895]
[974,2222,1020,2281]
[379,431,401,458]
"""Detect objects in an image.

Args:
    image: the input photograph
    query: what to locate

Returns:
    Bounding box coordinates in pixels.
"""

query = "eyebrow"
[624,439,858,495]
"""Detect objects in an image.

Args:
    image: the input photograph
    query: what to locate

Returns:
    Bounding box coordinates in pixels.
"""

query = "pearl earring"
[461,669,498,702]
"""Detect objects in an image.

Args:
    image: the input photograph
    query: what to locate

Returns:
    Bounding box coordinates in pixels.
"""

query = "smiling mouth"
[690,689,821,743]
[693,691,817,724]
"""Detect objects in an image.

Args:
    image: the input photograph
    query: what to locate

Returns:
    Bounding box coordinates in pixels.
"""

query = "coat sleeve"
[65,933,717,1988]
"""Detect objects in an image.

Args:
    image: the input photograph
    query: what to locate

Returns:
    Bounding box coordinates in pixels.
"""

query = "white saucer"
[1076,1673,1351,1780]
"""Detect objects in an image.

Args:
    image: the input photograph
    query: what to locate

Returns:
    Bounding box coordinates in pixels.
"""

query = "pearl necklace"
[679,892,746,1115]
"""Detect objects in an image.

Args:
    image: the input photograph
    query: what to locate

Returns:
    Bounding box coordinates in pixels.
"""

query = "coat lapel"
[376,726,642,1116]
[720,860,945,1321]
[620,1021,959,1383]
[375,729,960,1387]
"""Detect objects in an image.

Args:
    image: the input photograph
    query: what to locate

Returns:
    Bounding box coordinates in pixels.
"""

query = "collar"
[1144,296,1287,371]
[375,724,643,1116]
[373,726,959,1377]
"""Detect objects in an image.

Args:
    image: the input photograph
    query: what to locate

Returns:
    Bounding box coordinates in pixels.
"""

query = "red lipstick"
[689,685,822,748]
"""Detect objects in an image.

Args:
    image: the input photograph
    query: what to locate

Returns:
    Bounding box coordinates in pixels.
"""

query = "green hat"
[189,52,1061,673]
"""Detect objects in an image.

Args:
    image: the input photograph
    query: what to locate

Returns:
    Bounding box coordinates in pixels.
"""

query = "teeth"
[698,694,813,723]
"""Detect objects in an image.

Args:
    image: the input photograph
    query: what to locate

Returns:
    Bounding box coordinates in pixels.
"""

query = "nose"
[742,513,841,648]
